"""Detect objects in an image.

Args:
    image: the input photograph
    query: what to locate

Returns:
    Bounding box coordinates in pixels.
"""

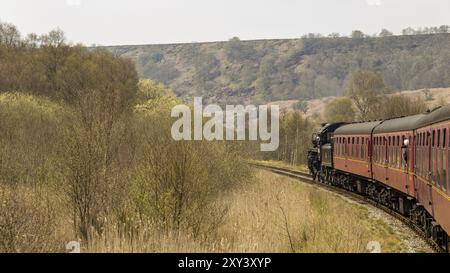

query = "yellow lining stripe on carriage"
[334,156,367,164]
[338,158,450,200]
[416,175,450,201]
[373,162,408,174]
[373,163,449,200]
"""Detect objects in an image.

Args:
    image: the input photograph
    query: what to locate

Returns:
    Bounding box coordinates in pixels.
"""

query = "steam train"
[307,104,450,252]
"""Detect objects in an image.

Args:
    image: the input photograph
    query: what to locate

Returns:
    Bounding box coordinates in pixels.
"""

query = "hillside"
[105,34,450,105]
[269,87,450,119]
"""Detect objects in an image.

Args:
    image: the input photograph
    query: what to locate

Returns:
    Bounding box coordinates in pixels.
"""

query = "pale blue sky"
[1,0,449,45]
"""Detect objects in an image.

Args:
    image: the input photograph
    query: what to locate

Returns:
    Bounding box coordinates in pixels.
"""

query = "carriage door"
[427,130,435,216]
[344,137,348,170]
[384,136,389,184]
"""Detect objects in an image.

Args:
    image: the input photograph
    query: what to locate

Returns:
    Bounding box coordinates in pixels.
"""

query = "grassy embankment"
[89,169,409,252]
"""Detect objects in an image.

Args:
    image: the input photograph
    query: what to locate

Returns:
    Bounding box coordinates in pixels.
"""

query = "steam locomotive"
[308,105,450,252]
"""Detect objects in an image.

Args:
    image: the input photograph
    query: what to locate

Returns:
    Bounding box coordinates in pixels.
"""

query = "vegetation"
[253,111,315,166]
[324,97,356,123]
[0,21,444,253]
[345,70,387,120]
[86,170,419,252]
[106,27,450,104]
[0,22,251,252]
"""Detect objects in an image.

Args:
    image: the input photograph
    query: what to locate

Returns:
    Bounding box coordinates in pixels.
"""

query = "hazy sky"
[1,0,449,45]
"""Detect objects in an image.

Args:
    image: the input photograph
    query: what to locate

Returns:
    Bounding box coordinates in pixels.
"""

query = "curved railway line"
[251,162,445,253]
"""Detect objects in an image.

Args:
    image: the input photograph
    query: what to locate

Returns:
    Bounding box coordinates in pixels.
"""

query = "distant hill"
[104,34,450,105]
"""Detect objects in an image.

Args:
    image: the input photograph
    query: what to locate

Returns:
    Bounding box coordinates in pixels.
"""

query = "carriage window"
[392,136,395,166]
[359,137,362,158]
[431,131,436,184]
[347,138,350,155]
[444,129,447,148]
[417,133,421,176]
[374,137,380,162]
[351,137,354,157]
[379,137,382,163]
[337,138,340,156]
[388,136,390,164]
[437,129,443,189]
[395,136,398,167]
[445,128,448,191]
[343,138,345,155]
[432,130,435,147]
[356,137,359,158]
[408,136,412,167]
[395,136,399,167]
[437,130,441,147]
[360,139,363,159]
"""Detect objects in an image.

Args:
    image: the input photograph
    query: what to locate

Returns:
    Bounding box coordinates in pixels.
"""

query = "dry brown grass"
[87,170,406,253]
[0,168,407,253]
[250,159,308,172]
[0,185,72,253]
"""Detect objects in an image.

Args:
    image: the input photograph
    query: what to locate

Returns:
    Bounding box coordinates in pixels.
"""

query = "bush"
[128,91,253,240]
[0,186,65,252]
[0,93,65,187]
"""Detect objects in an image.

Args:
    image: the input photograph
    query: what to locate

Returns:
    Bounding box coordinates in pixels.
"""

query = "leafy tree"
[293,100,308,114]
[345,70,386,120]
[328,33,340,38]
[379,29,393,37]
[194,52,220,83]
[324,97,355,123]
[0,22,21,47]
[402,27,415,35]
[136,79,171,103]
[379,95,427,119]
[224,37,257,62]
[439,25,449,33]
[351,30,365,39]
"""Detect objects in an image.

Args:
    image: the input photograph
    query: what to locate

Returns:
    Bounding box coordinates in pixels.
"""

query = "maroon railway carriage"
[329,105,450,251]
[372,114,425,197]
[413,106,450,239]
[333,121,381,180]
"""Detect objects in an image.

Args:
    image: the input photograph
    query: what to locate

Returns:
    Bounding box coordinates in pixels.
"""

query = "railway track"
[251,162,446,253]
